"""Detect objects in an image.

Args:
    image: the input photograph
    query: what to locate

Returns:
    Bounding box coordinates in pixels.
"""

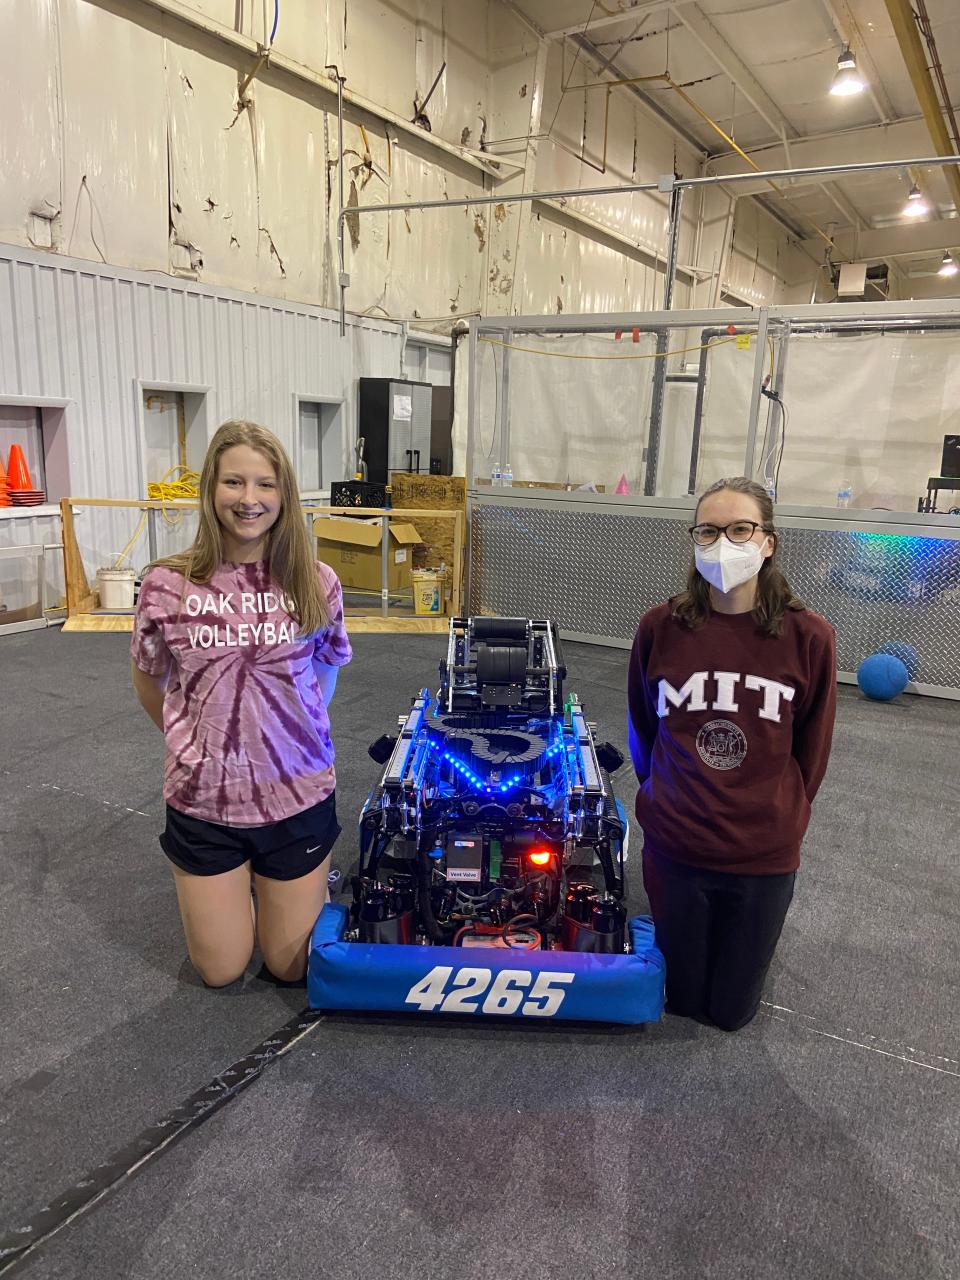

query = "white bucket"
[97,567,137,610]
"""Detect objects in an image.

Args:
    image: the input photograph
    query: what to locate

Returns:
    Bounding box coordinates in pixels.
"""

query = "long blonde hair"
[156,420,330,633]
[671,476,804,637]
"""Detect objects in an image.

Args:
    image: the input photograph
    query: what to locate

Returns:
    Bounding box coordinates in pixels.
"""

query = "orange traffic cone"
[0,453,9,508]
[6,444,33,491]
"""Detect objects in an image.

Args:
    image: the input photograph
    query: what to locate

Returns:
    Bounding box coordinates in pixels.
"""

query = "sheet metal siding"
[0,243,406,571]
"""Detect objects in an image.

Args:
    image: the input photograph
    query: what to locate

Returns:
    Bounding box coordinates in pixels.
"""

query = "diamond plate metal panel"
[470,503,960,692]
[778,528,960,689]
[470,504,691,641]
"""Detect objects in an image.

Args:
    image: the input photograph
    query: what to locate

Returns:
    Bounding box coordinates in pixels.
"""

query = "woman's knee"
[259,946,307,985]
[709,1003,760,1033]
[191,949,252,988]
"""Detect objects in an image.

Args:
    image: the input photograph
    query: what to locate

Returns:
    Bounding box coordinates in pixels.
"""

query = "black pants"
[642,852,796,1032]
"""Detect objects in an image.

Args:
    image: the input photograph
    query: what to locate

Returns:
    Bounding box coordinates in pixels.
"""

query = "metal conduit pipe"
[336,179,660,334]
[338,156,960,333]
[644,186,685,495]
[680,154,960,188]
[325,67,347,338]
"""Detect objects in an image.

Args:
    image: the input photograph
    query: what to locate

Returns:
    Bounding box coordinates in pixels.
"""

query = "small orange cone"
[6,444,33,491]
[0,453,9,508]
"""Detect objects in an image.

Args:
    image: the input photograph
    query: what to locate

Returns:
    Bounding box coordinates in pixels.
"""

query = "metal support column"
[687,328,716,494]
[499,330,513,478]
[663,185,684,312]
[742,308,770,478]
[757,321,790,494]
[147,509,158,563]
[644,185,684,496]
[464,321,480,613]
[380,513,389,618]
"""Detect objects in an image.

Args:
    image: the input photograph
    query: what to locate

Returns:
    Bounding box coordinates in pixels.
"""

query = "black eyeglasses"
[689,520,770,546]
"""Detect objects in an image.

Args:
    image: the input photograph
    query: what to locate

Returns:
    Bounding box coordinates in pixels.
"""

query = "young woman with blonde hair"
[132,420,351,987]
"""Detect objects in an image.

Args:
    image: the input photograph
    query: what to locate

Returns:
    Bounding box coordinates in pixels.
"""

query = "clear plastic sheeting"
[464,321,758,498]
[758,330,960,512]
[464,305,960,513]
[694,336,770,493]
[697,327,960,511]
[470,330,658,494]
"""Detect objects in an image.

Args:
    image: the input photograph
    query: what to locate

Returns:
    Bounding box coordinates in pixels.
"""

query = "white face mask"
[695,536,765,594]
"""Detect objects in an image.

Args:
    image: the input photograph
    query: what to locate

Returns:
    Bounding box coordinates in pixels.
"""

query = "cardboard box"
[314,516,422,592]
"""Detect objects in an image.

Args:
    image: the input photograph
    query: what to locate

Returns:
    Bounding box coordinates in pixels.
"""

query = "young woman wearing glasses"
[627,476,836,1031]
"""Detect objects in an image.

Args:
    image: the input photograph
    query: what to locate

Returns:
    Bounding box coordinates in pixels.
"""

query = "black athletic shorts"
[160,791,341,881]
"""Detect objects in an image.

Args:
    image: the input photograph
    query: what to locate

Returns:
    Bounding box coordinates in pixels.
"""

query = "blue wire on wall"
[270,0,279,44]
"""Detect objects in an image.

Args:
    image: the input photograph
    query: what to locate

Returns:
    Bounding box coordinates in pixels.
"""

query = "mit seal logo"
[696,719,748,770]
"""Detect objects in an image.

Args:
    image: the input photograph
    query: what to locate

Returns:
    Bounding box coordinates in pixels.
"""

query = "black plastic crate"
[330,480,388,509]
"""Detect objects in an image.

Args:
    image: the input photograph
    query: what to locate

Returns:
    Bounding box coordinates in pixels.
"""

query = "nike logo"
[306,845,324,855]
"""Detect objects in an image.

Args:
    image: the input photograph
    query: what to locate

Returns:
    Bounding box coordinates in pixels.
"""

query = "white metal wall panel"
[0,243,407,579]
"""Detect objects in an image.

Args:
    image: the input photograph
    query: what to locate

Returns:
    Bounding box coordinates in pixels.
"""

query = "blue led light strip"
[442,751,523,793]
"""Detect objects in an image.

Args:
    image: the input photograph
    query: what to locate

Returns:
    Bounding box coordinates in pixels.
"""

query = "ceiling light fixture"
[830,45,865,96]
[938,252,958,277]
[902,184,930,217]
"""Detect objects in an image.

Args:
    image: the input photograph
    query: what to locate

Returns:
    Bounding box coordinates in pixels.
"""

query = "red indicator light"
[528,850,552,866]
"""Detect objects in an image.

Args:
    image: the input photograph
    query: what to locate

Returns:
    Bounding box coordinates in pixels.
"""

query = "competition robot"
[308,617,665,1024]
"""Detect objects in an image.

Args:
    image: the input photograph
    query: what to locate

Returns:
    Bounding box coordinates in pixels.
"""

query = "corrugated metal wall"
[0,242,449,579]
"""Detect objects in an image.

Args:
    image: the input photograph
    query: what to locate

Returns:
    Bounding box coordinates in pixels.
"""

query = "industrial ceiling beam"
[801,218,960,261]
[669,2,798,143]
[670,2,867,232]
[882,0,960,212]
[103,0,504,180]
[545,1,669,39]
[706,119,936,193]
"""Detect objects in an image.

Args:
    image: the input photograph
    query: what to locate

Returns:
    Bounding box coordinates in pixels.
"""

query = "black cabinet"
[358,378,433,483]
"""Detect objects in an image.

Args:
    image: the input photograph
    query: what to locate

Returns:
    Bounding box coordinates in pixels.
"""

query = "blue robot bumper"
[309,903,664,1024]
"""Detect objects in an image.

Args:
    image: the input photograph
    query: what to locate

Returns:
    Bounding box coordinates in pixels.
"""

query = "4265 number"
[404,966,575,1017]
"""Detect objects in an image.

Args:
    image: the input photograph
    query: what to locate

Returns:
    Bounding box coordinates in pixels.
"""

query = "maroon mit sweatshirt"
[627,603,837,875]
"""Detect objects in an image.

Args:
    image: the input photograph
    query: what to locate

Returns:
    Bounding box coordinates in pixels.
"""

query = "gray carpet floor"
[0,628,957,1279]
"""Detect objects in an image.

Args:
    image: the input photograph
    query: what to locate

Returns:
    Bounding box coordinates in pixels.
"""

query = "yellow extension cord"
[479,332,775,377]
[112,465,201,570]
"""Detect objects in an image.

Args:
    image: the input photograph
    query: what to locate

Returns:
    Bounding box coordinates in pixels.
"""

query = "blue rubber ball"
[878,641,920,680]
[857,653,909,701]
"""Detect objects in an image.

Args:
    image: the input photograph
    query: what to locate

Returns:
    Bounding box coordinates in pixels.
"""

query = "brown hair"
[671,476,804,637]
[155,420,330,634]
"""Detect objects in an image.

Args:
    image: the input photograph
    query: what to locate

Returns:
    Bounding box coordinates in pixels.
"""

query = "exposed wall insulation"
[0,0,808,332]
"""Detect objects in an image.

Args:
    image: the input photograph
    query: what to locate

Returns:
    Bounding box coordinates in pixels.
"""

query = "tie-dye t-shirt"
[131,560,352,826]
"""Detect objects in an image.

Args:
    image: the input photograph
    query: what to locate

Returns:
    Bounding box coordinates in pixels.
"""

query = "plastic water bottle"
[501,460,513,488]
[836,480,853,509]
[491,463,502,487]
